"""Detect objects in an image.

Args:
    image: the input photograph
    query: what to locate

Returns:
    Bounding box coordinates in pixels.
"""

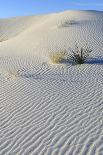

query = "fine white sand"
[0,10,103,155]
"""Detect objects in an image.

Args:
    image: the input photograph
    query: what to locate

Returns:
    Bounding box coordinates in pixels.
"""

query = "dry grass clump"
[59,20,77,28]
[8,70,20,79]
[0,39,4,42]
[49,50,67,64]
[69,45,92,64]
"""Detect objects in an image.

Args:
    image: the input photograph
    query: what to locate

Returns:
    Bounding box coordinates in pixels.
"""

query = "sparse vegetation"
[69,45,92,64]
[49,44,92,65]
[59,20,77,28]
[49,50,67,64]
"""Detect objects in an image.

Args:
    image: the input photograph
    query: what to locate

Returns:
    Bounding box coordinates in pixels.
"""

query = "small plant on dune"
[8,70,20,79]
[59,20,77,28]
[69,45,92,64]
[49,44,92,65]
[49,50,68,64]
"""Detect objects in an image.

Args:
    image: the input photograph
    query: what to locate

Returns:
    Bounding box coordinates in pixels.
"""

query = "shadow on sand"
[85,57,103,65]
[61,57,103,65]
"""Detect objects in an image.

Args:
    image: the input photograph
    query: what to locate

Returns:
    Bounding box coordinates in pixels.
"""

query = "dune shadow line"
[61,57,103,65]
[86,57,103,65]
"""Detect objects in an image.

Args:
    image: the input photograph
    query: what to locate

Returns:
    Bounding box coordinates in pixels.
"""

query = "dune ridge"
[0,10,103,155]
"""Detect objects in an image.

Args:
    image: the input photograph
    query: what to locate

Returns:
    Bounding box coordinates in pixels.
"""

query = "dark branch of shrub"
[69,45,92,64]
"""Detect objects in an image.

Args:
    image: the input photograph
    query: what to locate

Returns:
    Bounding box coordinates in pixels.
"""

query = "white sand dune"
[0,10,103,155]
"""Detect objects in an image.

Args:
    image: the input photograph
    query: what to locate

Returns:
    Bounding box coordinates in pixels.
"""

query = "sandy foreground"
[0,10,103,155]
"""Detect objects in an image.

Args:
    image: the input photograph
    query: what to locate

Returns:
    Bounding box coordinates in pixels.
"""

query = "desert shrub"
[49,45,92,65]
[69,45,92,64]
[59,20,77,28]
[49,50,68,64]
[0,39,4,42]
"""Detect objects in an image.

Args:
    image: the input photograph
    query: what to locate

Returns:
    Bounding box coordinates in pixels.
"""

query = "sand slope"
[0,10,103,155]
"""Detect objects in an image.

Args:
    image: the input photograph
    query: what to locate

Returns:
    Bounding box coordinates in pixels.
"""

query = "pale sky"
[0,0,103,18]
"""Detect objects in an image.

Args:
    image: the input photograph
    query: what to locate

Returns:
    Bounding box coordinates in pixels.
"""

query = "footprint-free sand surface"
[0,10,103,155]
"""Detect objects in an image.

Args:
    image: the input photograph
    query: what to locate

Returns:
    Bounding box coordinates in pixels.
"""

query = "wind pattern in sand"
[0,10,103,155]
